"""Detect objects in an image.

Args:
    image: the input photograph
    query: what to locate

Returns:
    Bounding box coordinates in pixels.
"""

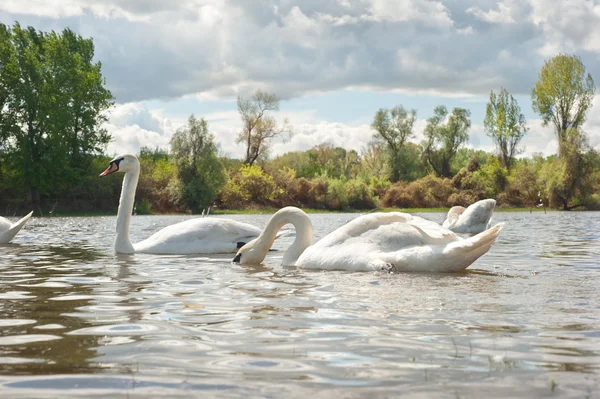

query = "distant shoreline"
[21,206,559,217]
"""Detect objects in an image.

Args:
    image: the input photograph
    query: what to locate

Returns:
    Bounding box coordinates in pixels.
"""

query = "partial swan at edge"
[100,154,264,255]
[232,206,504,273]
[442,199,496,234]
[0,212,33,244]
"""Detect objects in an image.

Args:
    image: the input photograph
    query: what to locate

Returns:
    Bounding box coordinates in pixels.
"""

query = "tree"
[170,115,226,213]
[531,54,596,209]
[371,105,417,182]
[0,23,113,212]
[531,54,595,155]
[484,88,528,170]
[423,106,471,178]
[237,90,291,165]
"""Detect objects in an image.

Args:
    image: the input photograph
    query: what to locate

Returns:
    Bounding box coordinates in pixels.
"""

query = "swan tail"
[0,211,33,244]
[441,222,504,271]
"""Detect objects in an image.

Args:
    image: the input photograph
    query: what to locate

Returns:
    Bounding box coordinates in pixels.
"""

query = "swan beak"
[233,253,241,263]
[99,162,118,177]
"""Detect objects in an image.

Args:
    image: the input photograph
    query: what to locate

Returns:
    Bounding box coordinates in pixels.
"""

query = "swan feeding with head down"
[233,206,504,273]
[0,212,33,244]
[99,154,264,255]
[442,199,496,234]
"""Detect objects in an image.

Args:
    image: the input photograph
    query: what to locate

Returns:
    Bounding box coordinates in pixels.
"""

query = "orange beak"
[99,162,118,177]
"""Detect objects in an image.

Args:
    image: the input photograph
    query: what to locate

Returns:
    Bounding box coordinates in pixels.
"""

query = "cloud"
[466,1,519,24]
[102,101,574,160]
[4,0,599,104]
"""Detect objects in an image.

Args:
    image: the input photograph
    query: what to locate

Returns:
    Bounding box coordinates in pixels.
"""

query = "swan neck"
[257,208,313,266]
[115,166,139,253]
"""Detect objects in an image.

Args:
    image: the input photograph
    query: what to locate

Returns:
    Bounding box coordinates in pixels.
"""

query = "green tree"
[371,105,417,182]
[484,87,527,170]
[423,106,471,178]
[0,23,113,212]
[531,54,595,154]
[237,90,291,165]
[170,115,226,213]
[531,54,596,209]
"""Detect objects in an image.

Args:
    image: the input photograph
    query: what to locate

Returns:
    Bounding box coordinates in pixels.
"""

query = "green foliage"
[423,106,471,178]
[531,53,595,149]
[371,105,417,181]
[0,22,113,212]
[135,199,153,215]
[238,164,275,202]
[464,156,508,198]
[484,88,527,169]
[346,179,376,209]
[170,115,226,213]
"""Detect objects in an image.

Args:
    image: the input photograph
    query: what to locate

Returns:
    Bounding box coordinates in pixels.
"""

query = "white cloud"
[3,0,600,159]
[5,0,590,102]
[467,1,518,24]
[102,100,584,160]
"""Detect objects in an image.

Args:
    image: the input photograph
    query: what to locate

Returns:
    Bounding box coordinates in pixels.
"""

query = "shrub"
[325,178,348,210]
[347,179,376,209]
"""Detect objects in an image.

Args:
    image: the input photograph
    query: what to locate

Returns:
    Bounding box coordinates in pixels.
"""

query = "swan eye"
[233,253,241,263]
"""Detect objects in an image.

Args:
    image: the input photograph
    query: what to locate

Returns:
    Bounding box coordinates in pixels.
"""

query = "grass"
[213,206,555,215]
[28,205,555,217]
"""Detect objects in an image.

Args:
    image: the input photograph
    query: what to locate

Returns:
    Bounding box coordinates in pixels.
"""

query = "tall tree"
[371,105,416,182]
[237,90,290,165]
[531,53,595,155]
[423,106,471,178]
[531,54,596,209]
[170,115,226,213]
[0,23,113,212]
[484,88,528,170]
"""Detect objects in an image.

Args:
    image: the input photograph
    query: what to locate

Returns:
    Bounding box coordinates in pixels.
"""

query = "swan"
[233,207,504,273]
[0,212,33,244]
[442,199,496,234]
[99,154,265,255]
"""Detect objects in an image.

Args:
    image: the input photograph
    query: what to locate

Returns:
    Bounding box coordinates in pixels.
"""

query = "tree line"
[0,22,598,215]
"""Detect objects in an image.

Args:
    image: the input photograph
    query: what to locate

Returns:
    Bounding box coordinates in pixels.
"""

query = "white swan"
[100,154,264,255]
[0,212,33,244]
[233,207,504,272]
[442,199,496,234]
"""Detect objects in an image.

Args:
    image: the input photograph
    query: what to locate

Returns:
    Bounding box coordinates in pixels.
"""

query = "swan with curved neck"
[100,154,264,255]
[233,206,504,273]
[443,199,496,234]
[0,211,33,244]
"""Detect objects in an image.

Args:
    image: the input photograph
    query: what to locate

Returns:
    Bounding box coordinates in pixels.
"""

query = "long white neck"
[115,165,139,254]
[254,207,313,266]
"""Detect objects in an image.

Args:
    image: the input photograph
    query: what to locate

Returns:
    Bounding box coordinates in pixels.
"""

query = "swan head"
[99,154,139,177]
[232,238,263,265]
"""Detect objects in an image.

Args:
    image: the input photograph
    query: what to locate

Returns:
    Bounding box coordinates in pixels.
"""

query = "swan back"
[295,212,503,272]
[134,218,262,254]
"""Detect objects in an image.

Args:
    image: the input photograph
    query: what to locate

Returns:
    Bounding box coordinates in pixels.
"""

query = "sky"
[1,0,600,159]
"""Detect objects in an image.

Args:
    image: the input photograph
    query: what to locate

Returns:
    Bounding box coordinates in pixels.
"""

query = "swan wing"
[296,212,503,272]
[134,218,263,254]
[453,199,496,234]
[0,212,33,244]
[297,212,460,271]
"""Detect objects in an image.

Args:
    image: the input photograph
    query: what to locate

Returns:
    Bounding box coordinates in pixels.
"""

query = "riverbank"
[24,206,555,217]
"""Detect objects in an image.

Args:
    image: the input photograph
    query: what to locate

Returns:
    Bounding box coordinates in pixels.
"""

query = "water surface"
[0,211,599,398]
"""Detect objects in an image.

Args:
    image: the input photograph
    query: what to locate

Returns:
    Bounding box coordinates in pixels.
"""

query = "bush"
[325,178,348,210]
[135,199,153,215]
[347,179,376,209]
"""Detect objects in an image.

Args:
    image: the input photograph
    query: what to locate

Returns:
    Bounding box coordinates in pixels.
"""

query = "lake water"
[0,211,599,398]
